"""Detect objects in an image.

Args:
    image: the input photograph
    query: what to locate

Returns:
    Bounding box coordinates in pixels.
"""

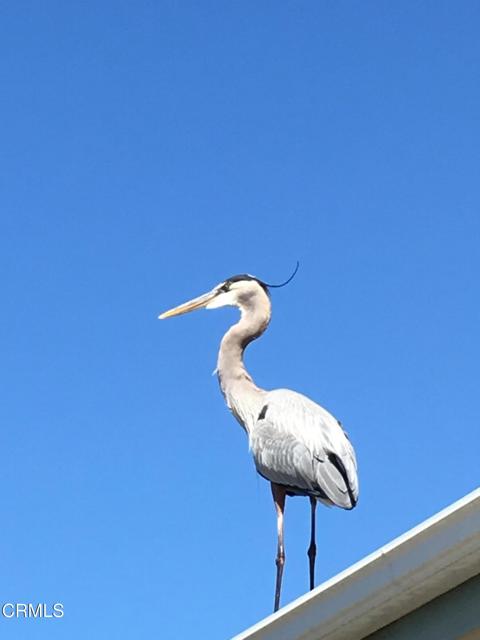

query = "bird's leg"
[307,497,317,591]
[271,483,287,613]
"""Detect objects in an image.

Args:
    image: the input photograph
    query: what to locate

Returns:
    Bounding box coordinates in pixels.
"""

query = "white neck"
[216,293,271,432]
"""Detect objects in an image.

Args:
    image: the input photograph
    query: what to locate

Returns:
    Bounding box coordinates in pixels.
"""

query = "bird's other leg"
[307,497,317,591]
[271,483,287,613]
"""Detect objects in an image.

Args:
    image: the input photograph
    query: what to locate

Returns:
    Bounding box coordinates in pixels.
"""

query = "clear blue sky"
[1,2,479,638]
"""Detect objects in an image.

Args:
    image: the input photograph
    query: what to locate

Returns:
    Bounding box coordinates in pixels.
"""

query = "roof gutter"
[233,487,480,640]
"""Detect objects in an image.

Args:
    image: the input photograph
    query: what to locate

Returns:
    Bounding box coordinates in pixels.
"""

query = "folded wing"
[249,389,359,510]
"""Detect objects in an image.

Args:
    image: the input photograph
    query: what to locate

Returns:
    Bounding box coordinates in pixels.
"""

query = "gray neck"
[217,301,271,432]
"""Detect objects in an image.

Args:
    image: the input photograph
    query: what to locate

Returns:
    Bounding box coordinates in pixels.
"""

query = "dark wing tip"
[327,453,358,509]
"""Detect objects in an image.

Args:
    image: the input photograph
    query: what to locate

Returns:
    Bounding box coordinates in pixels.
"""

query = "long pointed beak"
[158,289,218,319]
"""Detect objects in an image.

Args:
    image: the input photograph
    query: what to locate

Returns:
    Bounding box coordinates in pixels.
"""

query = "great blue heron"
[159,268,358,612]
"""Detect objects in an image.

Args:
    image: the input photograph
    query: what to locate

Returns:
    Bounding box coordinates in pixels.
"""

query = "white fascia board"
[233,487,480,640]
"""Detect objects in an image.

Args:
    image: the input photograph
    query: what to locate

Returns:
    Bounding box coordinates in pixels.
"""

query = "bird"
[159,266,358,612]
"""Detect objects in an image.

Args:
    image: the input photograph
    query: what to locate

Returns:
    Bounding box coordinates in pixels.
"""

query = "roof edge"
[233,487,480,640]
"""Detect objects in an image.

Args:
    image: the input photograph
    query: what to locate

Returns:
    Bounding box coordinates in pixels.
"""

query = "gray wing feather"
[249,389,358,509]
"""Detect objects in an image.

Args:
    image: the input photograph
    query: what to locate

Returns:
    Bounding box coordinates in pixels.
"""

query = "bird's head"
[159,275,270,320]
[159,263,298,320]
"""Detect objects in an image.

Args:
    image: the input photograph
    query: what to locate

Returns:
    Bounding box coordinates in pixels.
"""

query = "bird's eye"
[219,282,230,293]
